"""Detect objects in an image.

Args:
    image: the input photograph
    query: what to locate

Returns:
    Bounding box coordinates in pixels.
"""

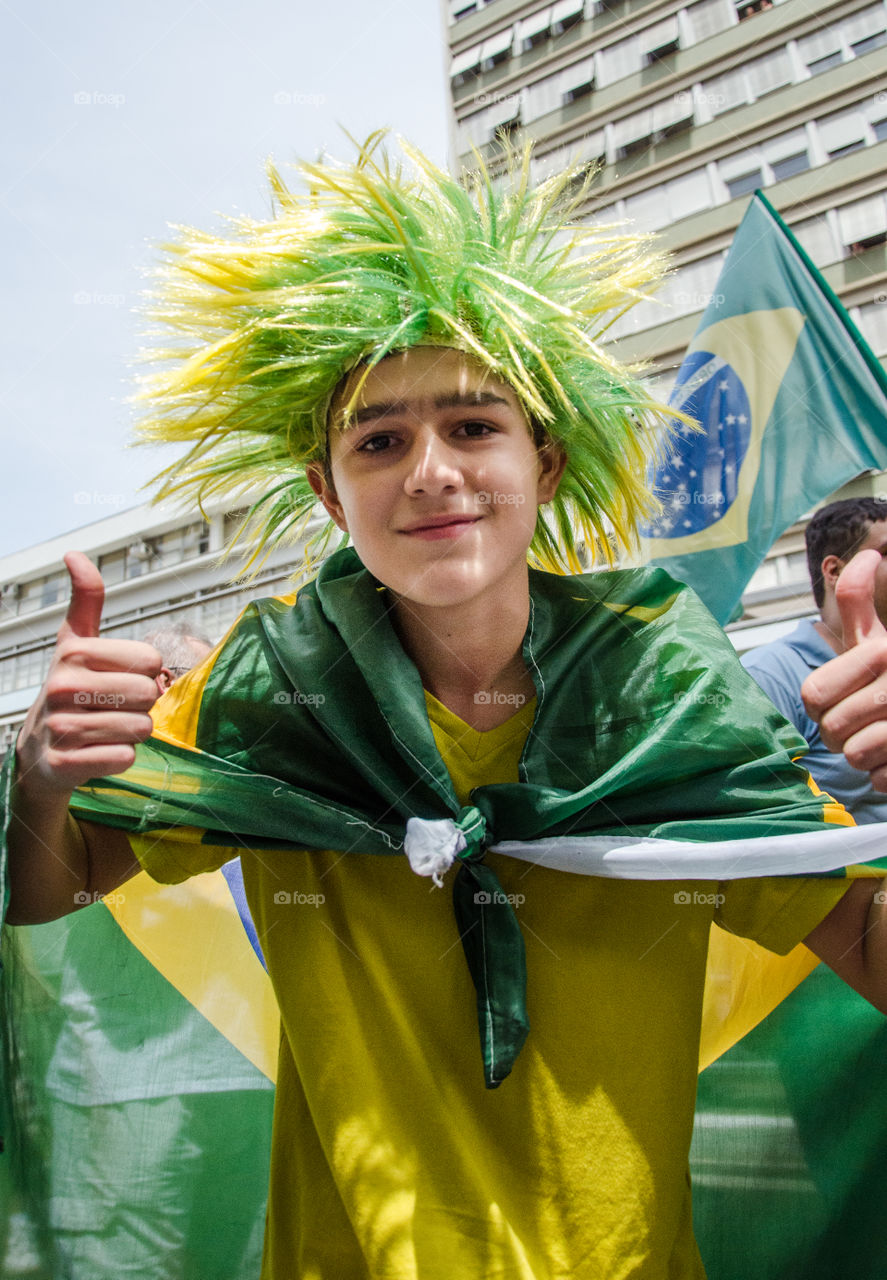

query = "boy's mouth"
[400,514,482,540]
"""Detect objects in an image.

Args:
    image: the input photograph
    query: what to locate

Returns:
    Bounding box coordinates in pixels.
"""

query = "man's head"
[138,136,676,577]
[806,497,887,621]
[142,622,213,695]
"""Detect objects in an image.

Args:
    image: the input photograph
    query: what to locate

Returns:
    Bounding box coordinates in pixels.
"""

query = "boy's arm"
[6,553,161,925]
[801,547,887,1009]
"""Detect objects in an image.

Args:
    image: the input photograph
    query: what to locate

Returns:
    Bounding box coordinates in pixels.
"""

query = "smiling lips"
[400,514,482,541]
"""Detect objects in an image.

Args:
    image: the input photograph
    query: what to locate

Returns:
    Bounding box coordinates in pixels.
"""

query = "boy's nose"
[404,431,463,495]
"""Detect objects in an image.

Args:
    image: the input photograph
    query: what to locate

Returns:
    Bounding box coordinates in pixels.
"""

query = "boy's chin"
[382,561,525,613]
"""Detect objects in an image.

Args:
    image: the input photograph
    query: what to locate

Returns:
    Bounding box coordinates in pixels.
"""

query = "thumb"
[58,551,105,640]
[835,548,887,650]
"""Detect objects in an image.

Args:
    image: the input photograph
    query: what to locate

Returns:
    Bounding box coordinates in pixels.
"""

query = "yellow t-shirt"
[133,693,848,1280]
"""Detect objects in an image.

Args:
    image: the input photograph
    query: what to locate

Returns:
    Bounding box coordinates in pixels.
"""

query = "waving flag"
[639,190,887,623]
[1,840,277,1279]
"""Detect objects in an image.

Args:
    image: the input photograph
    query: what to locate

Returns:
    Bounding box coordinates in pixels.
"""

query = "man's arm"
[805,877,887,1014]
[7,553,161,925]
[801,547,887,1007]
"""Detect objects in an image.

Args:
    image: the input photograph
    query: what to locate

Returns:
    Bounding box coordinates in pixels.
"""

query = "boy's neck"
[389,586,535,731]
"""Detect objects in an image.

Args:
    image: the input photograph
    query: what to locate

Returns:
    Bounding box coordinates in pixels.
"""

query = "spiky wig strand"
[137,132,675,575]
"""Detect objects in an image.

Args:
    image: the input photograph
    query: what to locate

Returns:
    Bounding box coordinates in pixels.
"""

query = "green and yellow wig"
[138,132,674,573]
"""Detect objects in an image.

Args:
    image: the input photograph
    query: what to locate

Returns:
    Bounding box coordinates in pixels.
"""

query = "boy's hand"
[802,548,887,790]
[15,552,162,797]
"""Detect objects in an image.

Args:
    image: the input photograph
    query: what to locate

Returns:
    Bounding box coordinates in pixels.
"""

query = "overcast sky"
[1,0,450,557]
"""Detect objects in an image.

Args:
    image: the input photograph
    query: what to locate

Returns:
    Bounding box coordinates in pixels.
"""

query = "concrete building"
[445,0,887,640]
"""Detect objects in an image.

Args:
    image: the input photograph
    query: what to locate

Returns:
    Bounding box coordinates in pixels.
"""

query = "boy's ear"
[536,440,568,505]
[305,462,349,533]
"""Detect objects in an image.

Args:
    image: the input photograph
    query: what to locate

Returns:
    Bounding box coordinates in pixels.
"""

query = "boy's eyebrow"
[350,390,510,426]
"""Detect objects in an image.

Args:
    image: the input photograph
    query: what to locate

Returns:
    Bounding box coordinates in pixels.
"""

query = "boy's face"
[307,346,565,611]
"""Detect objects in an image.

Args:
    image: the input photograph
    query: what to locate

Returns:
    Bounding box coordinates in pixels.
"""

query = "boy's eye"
[458,420,494,438]
[356,432,397,454]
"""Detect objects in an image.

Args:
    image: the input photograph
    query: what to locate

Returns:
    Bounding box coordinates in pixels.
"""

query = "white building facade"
[446,0,887,638]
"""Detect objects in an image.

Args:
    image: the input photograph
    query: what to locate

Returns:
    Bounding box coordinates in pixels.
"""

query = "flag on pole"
[639,190,887,624]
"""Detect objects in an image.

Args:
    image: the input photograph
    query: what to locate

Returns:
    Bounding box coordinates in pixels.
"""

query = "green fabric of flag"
[7,546,874,1088]
[639,191,887,624]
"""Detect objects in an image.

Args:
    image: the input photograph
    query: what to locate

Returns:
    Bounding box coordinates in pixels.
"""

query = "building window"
[736,0,773,19]
[551,0,584,32]
[450,45,482,87]
[857,299,887,357]
[518,8,552,52]
[450,0,478,20]
[725,168,764,199]
[817,108,868,160]
[852,29,887,55]
[771,151,810,181]
[686,0,735,43]
[480,28,514,72]
[642,15,680,63]
[564,77,594,104]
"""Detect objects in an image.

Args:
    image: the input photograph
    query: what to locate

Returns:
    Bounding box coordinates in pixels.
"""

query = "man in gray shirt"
[736,495,887,1278]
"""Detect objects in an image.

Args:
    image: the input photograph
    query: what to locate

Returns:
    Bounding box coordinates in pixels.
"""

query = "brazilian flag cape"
[30,546,887,1087]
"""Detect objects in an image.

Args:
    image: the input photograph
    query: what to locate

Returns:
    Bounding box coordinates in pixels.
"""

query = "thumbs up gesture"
[802,548,887,791]
[15,551,163,797]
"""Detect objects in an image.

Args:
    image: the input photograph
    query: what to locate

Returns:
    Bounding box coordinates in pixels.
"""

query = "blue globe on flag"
[642,352,752,539]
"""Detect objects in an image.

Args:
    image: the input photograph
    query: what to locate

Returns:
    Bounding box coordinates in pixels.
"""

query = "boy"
[6,140,887,1278]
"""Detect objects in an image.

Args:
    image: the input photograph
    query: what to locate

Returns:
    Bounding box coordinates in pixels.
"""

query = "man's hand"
[802,548,887,791]
[7,553,161,925]
[15,552,162,794]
